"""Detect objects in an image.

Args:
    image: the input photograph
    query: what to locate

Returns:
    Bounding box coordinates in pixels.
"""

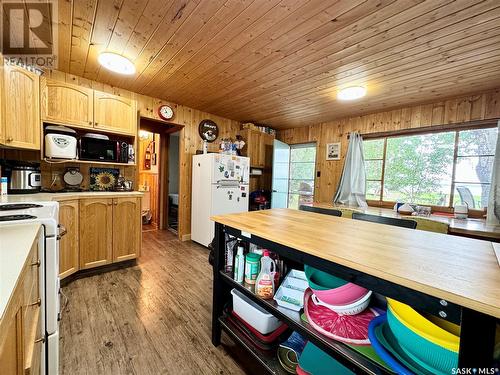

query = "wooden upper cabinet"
[41,79,94,129]
[112,197,141,262]
[93,92,137,135]
[1,65,40,149]
[241,129,274,168]
[58,200,79,279]
[79,198,113,269]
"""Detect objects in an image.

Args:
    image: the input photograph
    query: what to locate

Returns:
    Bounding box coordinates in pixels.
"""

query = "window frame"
[363,122,497,216]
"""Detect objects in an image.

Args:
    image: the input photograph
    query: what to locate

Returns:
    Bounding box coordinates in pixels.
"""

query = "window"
[363,126,498,209]
[288,143,316,209]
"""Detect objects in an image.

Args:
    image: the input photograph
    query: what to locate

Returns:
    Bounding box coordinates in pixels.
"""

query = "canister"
[244,253,261,284]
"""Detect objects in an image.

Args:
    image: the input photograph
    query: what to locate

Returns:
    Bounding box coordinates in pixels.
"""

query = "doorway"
[139,130,160,230]
[167,131,180,232]
[138,118,182,232]
[271,141,317,209]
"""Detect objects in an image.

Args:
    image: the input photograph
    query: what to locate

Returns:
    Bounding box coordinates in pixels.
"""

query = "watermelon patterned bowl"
[304,265,369,305]
[304,288,377,345]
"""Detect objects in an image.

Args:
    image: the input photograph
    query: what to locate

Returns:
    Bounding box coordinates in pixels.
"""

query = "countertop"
[0,191,143,203]
[0,223,41,319]
[212,209,500,318]
[311,202,500,240]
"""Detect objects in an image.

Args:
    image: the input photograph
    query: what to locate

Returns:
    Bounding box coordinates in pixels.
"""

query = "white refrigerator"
[191,153,249,247]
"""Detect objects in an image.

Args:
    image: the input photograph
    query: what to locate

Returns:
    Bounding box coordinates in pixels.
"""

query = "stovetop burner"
[0,203,43,211]
[0,214,37,221]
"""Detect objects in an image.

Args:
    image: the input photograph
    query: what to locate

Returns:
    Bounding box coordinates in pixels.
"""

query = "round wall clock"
[158,105,174,120]
[198,119,219,142]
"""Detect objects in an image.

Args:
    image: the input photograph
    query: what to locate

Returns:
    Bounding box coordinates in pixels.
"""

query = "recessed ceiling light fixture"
[98,52,136,75]
[337,86,366,100]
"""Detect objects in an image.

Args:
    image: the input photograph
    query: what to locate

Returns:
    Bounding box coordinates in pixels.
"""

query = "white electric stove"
[0,202,63,375]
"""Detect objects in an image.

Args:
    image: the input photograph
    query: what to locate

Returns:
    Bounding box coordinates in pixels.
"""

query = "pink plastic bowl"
[312,282,369,306]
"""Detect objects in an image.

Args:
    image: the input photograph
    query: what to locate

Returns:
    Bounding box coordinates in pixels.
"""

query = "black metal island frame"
[210,209,499,375]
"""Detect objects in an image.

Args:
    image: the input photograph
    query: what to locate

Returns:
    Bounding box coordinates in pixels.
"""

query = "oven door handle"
[57,224,68,240]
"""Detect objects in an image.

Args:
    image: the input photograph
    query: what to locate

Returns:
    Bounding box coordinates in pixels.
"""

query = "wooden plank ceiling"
[54,0,500,129]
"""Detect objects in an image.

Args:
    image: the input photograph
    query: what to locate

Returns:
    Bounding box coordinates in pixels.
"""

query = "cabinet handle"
[88,121,92,125]
[94,122,98,126]
[57,224,68,240]
[30,260,41,267]
[28,298,41,307]
[114,201,118,205]
[6,137,13,142]
[34,337,45,344]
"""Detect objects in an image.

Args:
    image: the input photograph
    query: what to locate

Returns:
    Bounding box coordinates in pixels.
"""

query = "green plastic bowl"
[304,265,348,291]
[387,307,458,374]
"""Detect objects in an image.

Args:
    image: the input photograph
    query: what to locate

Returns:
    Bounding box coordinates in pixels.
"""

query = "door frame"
[138,116,183,230]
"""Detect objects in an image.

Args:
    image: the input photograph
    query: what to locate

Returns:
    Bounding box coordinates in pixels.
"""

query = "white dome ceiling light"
[337,86,367,101]
[98,52,136,75]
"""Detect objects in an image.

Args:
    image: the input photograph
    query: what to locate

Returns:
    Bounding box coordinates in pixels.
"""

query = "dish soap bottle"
[255,250,276,299]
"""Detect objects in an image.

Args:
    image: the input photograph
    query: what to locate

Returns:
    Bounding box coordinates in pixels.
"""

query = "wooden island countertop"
[211,209,500,318]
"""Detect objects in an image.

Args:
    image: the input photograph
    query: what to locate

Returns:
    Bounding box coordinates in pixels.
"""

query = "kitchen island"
[211,209,499,374]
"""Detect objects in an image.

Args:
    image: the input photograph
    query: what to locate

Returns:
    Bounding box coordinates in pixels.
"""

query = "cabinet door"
[112,197,141,262]
[58,200,79,279]
[0,307,23,375]
[251,132,264,168]
[2,65,40,149]
[41,79,94,128]
[79,198,113,269]
[93,91,137,135]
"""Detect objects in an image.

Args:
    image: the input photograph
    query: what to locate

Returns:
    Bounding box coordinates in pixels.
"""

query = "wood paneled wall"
[277,89,500,203]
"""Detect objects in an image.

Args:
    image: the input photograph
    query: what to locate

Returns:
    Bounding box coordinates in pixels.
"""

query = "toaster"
[45,133,78,159]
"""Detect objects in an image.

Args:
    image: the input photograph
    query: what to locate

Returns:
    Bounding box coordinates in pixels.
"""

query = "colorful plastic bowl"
[311,291,372,315]
[304,265,348,290]
[387,299,459,374]
[387,298,460,352]
[304,265,369,305]
[312,283,370,306]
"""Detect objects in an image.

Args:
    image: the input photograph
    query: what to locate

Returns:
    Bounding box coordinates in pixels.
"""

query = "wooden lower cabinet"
[59,200,80,278]
[0,234,41,375]
[79,198,114,269]
[112,197,141,262]
[78,196,141,270]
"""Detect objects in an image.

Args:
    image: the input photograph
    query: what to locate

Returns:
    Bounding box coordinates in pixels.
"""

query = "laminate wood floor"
[59,230,263,375]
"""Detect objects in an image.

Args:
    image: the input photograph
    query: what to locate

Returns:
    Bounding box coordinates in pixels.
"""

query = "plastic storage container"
[273,270,309,311]
[231,288,281,334]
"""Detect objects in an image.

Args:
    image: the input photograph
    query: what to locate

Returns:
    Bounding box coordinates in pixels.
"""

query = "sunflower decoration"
[90,168,119,191]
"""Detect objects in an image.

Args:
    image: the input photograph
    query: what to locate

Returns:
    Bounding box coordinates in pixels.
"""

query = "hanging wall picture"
[198,119,219,142]
[326,142,341,160]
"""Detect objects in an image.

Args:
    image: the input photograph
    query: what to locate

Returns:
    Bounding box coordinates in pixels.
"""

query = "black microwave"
[79,136,119,162]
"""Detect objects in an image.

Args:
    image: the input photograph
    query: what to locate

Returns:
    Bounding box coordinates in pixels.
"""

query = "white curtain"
[486,120,500,225]
[333,132,368,207]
